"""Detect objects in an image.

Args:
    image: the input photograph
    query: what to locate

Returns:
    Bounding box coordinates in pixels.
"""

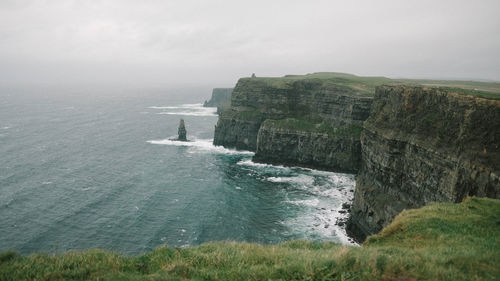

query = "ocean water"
[0,85,356,255]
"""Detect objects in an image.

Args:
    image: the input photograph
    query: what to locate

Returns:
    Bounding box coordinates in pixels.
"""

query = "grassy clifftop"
[1,197,498,281]
[241,72,500,98]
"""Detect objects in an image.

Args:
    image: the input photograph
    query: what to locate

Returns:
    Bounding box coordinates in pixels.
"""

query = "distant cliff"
[213,74,373,172]
[347,85,500,241]
[203,88,233,113]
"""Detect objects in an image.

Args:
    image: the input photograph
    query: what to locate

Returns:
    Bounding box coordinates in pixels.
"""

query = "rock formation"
[347,85,500,242]
[177,119,187,141]
[213,74,373,172]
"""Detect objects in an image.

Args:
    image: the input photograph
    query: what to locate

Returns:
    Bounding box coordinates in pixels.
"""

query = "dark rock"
[347,85,500,242]
[177,119,187,141]
[342,203,351,209]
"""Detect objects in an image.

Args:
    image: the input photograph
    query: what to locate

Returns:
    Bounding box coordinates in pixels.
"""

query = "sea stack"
[177,119,187,141]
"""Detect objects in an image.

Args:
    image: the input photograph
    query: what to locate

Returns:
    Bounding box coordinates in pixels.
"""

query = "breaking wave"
[267,175,315,186]
[147,138,254,155]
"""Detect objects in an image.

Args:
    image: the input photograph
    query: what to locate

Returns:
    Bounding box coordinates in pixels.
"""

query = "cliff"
[213,73,373,171]
[253,119,363,173]
[203,88,233,113]
[347,85,500,241]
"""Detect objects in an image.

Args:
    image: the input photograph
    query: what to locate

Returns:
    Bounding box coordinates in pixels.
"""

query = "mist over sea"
[0,85,355,255]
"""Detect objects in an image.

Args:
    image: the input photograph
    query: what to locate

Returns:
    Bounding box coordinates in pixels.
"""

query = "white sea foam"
[285,198,320,207]
[316,187,348,199]
[157,110,216,117]
[264,167,357,245]
[267,175,315,186]
[282,205,357,246]
[148,106,180,109]
[147,138,254,155]
[148,104,217,117]
[236,159,289,170]
[2,126,10,130]
[327,174,355,186]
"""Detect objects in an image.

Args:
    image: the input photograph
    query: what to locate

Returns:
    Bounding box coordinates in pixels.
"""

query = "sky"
[0,0,499,87]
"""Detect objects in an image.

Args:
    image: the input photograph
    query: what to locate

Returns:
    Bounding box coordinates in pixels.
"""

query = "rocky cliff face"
[203,88,233,113]
[213,76,373,171]
[253,120,363,173]
[347,85,500,241]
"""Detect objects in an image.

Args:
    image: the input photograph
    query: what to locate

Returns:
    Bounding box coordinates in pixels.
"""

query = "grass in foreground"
[1,197,499,280]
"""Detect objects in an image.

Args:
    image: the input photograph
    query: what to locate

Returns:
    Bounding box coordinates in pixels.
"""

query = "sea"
[0,84,356,255]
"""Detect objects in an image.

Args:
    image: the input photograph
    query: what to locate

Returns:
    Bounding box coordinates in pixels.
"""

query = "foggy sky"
[1,0,499,86]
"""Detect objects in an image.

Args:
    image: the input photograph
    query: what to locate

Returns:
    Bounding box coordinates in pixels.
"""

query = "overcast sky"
[1,0,499,86]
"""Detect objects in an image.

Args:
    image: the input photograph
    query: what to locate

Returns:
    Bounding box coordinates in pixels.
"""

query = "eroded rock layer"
[347,85,500,241]
[253,120,363,173]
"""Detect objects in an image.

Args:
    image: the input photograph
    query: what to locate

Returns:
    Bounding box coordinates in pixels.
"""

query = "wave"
[147,138,254,155]
[285,198,320,207]
[327,174,355,187]
[148,104,217,117]
[157,110,216,117]
[263,167,356,245]
[267,175,315,186]
[236,159,290,170]
[282,200,357,245]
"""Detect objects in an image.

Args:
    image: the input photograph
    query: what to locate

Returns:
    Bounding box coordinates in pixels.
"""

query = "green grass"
[440,87,500,99]
[1,197,498,280]
[396,79,500,98]
[240,72,500,99]
[241,72,391,94]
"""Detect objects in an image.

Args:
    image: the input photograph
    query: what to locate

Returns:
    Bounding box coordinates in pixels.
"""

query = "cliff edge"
[347,85,500,241]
